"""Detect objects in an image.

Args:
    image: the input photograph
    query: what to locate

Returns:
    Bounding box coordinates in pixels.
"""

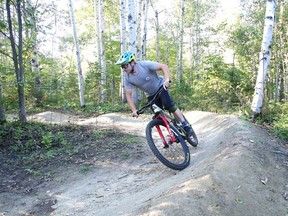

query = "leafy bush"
[273,116,288,140]
[261,103,288,141]
[0,121,69,153]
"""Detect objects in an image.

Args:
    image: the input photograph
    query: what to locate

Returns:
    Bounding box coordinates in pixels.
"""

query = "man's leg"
[172,109,193,137]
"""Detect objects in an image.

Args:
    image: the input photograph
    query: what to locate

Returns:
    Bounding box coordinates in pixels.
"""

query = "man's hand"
[132,111,139,118]
[163,79,170,90]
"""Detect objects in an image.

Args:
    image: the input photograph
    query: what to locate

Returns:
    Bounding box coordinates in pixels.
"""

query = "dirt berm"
[1,111,287,216]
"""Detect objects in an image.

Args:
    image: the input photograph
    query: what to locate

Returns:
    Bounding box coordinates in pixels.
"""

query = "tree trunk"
[189,26,195,84]
[155,9,160,62]
[278,2,287,102]
[128,0,136,53]
[94,0,101,67]
[26,0,42,106]
[0,6,6,123]
[177,0,185,84]
[119,0,127,102]
[99,0,107,103]
[6,0,27,123]
[195,0,200,75]
[68,0,85,107]
[141,0,149,60]
[136,0,143,60]
[251,0,277,114]
[128,0,138,104]
[0,82,6,123]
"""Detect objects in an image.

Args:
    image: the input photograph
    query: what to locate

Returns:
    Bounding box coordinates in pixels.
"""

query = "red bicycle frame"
[155,114,178,147]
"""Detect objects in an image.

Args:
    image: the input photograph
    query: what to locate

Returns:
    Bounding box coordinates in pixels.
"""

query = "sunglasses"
[121,63,129,69]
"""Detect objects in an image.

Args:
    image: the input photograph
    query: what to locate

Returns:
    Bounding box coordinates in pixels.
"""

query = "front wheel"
[146,119,190,170]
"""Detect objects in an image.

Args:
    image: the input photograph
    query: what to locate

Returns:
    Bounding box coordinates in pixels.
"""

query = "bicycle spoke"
[150,124,187,166]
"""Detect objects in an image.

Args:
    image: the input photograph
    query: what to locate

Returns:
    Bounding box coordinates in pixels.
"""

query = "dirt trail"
[1,111,288,216]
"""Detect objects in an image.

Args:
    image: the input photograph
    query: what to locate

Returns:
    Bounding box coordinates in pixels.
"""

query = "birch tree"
[251,0,277,114]
[94,0,101,67]
[155,9,160,62]
[195,0,201,75]
[136,0,143,60]
[128,0,138,104]
[128,0,136,53]
[119,0,127,101]
[99,0,107,102]
[177,0,185,84]
[26,0,42,106]
[141,0,149,60]
[68,0,85,107]
[6,0,27,122]
[150,1,160,62]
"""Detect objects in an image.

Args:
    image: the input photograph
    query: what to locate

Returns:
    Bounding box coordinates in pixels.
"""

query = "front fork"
[155,115,177,147]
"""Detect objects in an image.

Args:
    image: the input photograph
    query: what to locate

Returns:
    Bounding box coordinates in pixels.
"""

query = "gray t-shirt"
[123,61,164,96]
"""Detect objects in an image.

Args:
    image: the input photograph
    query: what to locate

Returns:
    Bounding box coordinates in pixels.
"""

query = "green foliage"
[0,121,69,153]
[92,129,108,139]
[41,131,53,149]
[261,103,288,141]
[273,116,288,140]
[79,165,92,173]
[189,55,254,113]
[0,0,287,144]
[251,103,288,141]
[226,23,261,72]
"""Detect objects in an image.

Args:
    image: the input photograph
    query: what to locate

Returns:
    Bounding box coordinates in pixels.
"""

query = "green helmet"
[115,51,136,65]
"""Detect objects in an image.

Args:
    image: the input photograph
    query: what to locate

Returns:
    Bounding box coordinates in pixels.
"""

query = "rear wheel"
[146,119,190,170]
[173,116,198,147]
[185,125,198,147]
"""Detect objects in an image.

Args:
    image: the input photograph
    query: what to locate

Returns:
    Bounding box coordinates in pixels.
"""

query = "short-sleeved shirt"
[123,61,164,96]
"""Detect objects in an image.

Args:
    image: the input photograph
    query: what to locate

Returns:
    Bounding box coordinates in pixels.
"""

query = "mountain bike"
[137,86,198,170]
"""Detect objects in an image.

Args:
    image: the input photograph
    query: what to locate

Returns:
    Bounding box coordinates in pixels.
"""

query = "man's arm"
[157,63,170,89]
[126,88,138,117]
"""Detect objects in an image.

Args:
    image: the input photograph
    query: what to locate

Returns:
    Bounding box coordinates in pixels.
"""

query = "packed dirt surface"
[1,111,288,216]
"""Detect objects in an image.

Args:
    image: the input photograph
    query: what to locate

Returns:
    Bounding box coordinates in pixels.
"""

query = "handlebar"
[137,85,166,115]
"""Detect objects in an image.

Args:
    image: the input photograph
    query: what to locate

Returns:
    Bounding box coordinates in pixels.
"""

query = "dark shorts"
[147,87,175,111]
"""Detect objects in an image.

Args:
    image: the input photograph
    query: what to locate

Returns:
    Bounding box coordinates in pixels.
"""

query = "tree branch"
[0,49,13,60]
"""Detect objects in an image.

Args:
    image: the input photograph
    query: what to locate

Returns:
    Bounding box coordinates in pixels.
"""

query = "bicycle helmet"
[115,51,136,65]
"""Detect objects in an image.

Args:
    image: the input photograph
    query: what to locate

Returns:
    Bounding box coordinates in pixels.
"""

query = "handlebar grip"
[137,110,144,115]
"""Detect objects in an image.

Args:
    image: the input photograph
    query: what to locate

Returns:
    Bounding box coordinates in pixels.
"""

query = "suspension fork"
[155,115,177,147]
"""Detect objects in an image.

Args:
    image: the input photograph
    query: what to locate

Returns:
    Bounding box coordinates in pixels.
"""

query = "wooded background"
[0,0,287,140]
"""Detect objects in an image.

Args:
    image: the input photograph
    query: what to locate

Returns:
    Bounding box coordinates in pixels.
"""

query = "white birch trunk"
[99,0,107,102]
[195,0,200,74]
[119,0,127,101]
[251,0,277,114]
[94,0,101,66]
[189,26,195,82]
[155,9,160,62]
[177,0,185,84]
[136,0,143,60]
[68,0,85,107]
[141,0,149,60]
[128,0,138,104]
[128,0,136,53]
[26,0,42,105]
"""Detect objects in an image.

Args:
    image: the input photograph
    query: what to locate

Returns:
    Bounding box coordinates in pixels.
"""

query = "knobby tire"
[173,115,198,147]
[146,119,190,170]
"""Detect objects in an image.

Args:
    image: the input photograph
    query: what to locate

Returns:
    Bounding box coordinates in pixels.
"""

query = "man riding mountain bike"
[115,51,195,140]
